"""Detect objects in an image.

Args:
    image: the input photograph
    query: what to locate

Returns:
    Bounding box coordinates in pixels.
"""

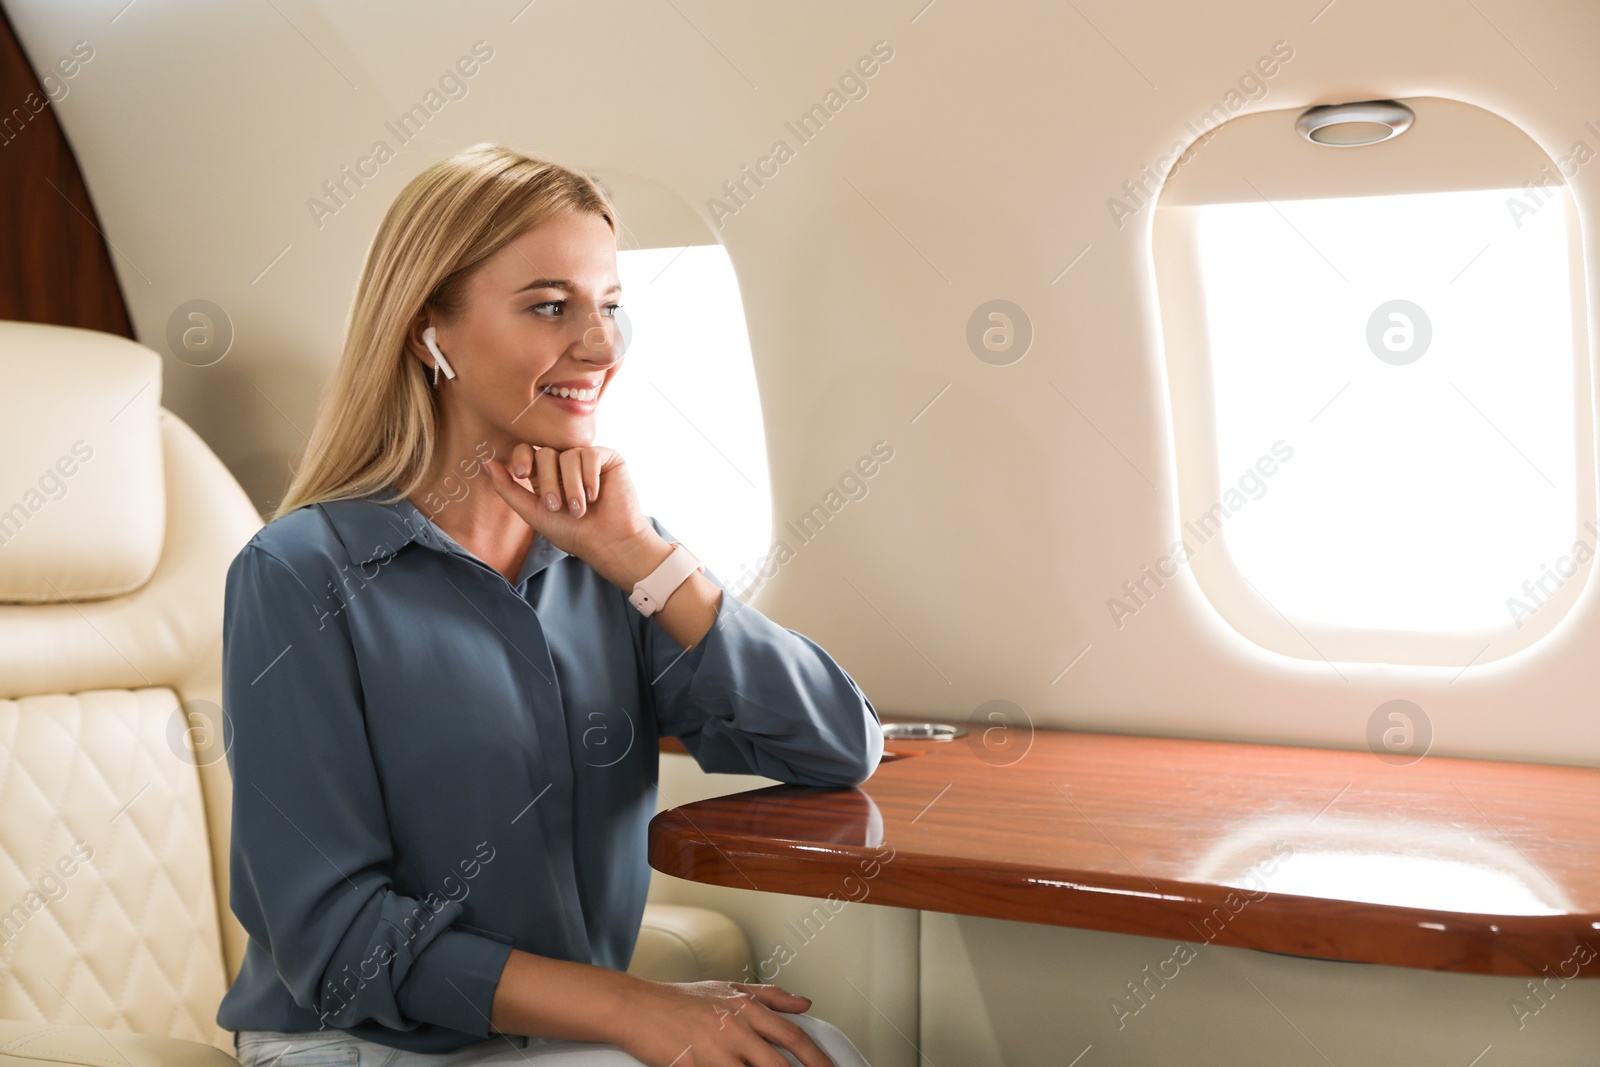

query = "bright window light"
[595,245,771,597]
[1194,187,1576,634]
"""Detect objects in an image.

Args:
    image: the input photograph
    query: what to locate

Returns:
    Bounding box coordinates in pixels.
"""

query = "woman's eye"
[527,302,620,318]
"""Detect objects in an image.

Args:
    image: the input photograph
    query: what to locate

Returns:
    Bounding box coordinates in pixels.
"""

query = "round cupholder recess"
[881,722,967,741]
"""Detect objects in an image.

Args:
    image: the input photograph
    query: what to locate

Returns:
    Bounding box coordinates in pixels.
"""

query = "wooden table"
[649,721,1600,977]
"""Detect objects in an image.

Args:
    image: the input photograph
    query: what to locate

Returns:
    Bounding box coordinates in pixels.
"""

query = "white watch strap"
[628,542,702,617]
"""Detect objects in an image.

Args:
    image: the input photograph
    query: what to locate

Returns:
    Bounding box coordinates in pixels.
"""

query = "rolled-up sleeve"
[642,520,884,787]
[222,544,515,1037]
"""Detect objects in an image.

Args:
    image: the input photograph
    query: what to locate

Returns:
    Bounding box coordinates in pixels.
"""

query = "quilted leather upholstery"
[0,323,752,1066]
[0,689,232,1042]
[0,321,262,1061]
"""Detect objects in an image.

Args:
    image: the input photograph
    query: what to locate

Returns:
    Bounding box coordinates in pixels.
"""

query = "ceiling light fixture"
[1295,100,1415,147]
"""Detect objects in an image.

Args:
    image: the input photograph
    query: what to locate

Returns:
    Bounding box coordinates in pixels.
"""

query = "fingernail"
[513,462,527,478]
[545,493,560,512]
[569,497,582,515]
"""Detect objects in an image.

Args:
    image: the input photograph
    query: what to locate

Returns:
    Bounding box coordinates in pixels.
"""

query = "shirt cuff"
[393,924,516,1039]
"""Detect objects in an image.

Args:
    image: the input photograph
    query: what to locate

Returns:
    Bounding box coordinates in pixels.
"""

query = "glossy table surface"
[649,720,1600,977]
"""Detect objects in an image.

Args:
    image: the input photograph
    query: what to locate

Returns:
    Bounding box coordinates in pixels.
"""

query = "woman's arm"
[224,542,516,1036]
[487,949,839,1067]
[590,529,724,652]
[484,446,884,788]
[637,515,884,787]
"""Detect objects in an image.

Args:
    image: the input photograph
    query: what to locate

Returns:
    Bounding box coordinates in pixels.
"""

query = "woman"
[216,143,882,1067]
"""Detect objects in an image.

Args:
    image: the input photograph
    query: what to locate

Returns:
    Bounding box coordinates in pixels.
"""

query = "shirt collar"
[316,491,570,582]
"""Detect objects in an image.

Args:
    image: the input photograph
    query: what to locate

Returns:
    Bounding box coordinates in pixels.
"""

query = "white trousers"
[234,1013,872,1066]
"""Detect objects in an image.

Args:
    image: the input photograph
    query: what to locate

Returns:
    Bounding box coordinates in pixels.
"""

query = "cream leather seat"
[0,321,751,1066]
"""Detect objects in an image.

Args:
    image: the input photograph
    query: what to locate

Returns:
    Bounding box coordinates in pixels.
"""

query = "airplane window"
[1153,97,1593,666]
[1197,187,1574,632]
[594,244,772,598]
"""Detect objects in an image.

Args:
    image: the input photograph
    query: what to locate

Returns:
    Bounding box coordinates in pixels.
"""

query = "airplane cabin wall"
[7,0,1600,766]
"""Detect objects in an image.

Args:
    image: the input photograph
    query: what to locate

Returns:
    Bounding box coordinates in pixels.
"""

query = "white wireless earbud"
[422,326,456,380]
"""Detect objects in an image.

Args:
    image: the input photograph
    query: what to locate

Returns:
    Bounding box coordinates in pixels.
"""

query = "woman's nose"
[579,310,624,363]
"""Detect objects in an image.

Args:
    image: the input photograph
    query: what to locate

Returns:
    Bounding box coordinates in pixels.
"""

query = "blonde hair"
[271,143,617,521]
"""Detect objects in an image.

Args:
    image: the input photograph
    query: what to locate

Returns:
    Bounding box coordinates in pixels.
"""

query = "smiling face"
[416,210,624,454]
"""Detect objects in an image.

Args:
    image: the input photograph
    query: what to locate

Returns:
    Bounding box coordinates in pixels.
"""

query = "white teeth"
[542,385,598,401]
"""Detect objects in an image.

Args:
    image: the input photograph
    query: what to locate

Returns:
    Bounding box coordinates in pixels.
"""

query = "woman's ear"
[405,316,433,367]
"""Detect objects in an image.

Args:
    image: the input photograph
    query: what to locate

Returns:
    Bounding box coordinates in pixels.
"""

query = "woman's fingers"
[559,448,586,517]
[741,1003,835,1067]
[738,983,813,1013]
[483,455,545,530]
[581,448,601,503]
[486,446,638,562]
[533,445,562,513]
[510,441,536,482]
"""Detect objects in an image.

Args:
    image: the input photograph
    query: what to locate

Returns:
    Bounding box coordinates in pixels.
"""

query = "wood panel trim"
[652,720,1600,977]
[0,9,131,335]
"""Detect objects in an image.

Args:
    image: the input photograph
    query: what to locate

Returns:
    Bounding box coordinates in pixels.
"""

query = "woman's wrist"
[591,529,674,592]
[487,948,642,1044]
[589,528,721,649]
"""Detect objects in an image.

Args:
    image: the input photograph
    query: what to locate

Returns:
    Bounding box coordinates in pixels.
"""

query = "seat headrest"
[0,321,165,602]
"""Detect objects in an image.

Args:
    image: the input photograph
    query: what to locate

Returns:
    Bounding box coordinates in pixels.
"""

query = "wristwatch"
[628,542,703,617]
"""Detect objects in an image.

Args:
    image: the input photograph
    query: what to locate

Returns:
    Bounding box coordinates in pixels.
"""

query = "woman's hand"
[483,442,670,589]
[616,979,837,1067]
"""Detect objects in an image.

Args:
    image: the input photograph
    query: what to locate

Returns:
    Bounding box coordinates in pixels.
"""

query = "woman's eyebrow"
[512,277,622,295]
